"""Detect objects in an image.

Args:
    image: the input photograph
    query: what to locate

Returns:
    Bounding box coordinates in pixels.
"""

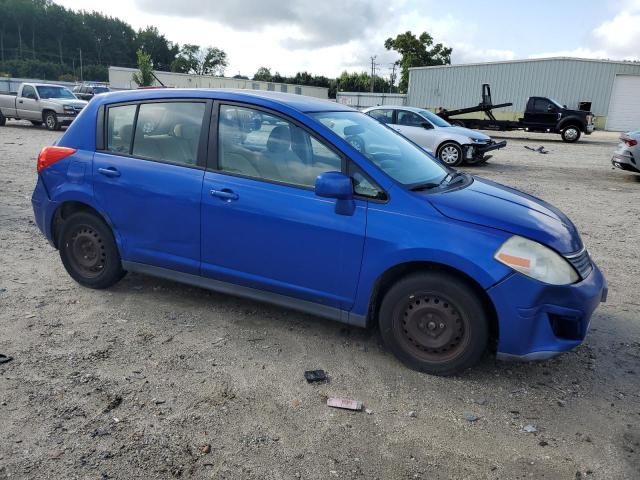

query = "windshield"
[36,86,76,99]
[93,87,109,94]
[310,111,447,187]
[418,109,452,128]
[548,98,564,109]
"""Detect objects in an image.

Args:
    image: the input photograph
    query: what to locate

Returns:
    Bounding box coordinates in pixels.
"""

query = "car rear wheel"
[561,126,581,143]
[59,212,125,289]
[379,272,488,376]
[437,142,463,167]
[44,111,60,131]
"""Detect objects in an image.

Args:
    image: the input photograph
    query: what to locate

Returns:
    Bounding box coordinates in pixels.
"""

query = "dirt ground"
[1,121,639,480]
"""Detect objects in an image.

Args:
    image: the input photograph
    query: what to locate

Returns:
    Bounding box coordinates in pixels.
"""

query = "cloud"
[134,0,397,49]
[452,45,516,64]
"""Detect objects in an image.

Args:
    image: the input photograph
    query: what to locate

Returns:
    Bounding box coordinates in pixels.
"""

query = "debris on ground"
[523,425,538,433]
[524,145,549,154]
[463,413,481,422]
[304,369,327,383]
[364,408,373,415]
[407,411,417,418]
[0,354,13,365]
[199,444,211,454]
[327,397,363,411]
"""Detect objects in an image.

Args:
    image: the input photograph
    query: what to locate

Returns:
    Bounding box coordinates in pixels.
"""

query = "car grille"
[566,248,593,279]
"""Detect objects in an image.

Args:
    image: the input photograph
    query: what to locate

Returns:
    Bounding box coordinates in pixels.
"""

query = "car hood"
[46,99,88,108]
[441,126,491,141]
[424,176,583,254]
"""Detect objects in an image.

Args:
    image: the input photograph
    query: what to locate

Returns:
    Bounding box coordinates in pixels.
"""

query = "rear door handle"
[98,167,121,178]
[210,189,238,201]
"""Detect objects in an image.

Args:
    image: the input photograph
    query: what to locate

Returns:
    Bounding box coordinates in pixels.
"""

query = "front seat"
[263,125,308,183]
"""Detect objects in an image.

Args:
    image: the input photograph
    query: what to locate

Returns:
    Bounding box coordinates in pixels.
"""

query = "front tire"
[437,142,464,167]
[44,111,60,131]
[378,272,488,376]
[59,212,125,289]
[561,125,581,143]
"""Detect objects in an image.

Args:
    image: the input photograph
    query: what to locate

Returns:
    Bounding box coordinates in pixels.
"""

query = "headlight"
[472,138,487,143]
[494,235,578,285]
[63,105,74,111]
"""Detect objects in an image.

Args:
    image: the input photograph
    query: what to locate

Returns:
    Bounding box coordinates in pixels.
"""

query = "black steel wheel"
[379,272,488,375]
[59,211,125,289]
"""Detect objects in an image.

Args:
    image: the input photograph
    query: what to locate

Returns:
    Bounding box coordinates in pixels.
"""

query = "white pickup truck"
[0,83,88,130]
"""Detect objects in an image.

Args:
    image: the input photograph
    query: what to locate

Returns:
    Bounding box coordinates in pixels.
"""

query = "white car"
[611,131,640,175]
[363,106,506,166]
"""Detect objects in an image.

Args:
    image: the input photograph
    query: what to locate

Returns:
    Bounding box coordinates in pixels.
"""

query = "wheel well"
[559,120,583,131]
[52,202,105,248]
[42,109,56,121]
[367,261,499,350]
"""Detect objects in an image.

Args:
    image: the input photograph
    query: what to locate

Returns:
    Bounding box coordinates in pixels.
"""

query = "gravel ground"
[1,121,639,480]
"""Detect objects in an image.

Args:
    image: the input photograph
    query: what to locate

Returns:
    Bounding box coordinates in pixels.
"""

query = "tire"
[58,212,126,289]
[378,272,488,376]
[0,111,6,126]
[30,120,42,127]
[561,125,581,143]
[437,142,464,167]
[44,110,60,131]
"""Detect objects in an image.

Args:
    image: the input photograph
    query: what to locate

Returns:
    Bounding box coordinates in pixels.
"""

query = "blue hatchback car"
[31,89,607,375]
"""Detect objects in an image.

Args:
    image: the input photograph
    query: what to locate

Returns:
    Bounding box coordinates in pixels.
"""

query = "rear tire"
[58,212,125,289]
[378,272,488,376]
[561,126,581,143]
[44,111,60,131]
[437,142,464,167]
[0,111,6,126]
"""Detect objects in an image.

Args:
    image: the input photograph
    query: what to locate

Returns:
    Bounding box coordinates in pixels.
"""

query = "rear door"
[92,99,211,274]
[200,103,367,309]
[393,110,438,153]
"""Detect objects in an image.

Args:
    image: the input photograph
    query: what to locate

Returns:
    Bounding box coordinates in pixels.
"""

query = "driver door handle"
[210,189,239,201]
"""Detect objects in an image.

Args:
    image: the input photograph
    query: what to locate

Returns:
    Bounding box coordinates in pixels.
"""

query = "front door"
[17,85,40,120]
[200,103,367,309]
[93,100,209,275]
[393,110,437,153]
[525,98,558,128]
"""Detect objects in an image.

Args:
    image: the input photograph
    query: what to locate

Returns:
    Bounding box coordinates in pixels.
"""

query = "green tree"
[136,26,178,71]
[171,43,199,73]
[198,47,227,76]
[132,48,153,86]
[253,66,272,81]
[384,31,452,93]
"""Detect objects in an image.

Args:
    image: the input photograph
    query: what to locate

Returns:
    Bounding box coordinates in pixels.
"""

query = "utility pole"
[370,55,376,93]
[79,48,83,82]
[389,63,397,93]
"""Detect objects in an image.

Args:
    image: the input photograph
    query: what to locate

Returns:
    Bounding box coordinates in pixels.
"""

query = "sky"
[56,0,640,79]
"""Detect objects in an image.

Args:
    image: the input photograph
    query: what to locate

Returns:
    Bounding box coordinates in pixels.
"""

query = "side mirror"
[315,171,353,200]
[421,122,433,130]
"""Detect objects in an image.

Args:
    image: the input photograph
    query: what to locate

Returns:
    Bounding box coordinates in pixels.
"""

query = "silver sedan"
[611,131,640,175]
[363,106,506,166]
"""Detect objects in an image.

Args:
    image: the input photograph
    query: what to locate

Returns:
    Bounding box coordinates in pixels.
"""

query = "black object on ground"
[524,145,549,154]
[0,354,13,364]
[304,370,327,383]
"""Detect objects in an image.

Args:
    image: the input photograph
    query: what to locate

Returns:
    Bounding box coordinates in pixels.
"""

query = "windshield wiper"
[447,171,466,185]
[410,174,451,191]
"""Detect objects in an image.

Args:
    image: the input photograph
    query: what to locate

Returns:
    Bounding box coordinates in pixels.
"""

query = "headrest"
[266,125,291,154]
[174,123,200,141]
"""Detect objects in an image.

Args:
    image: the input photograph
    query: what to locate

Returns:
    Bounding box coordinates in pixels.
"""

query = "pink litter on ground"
[327,397,363,411]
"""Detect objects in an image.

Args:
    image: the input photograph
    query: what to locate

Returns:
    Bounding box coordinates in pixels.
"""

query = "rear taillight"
[621,137,638,147]
[37,146,76,173]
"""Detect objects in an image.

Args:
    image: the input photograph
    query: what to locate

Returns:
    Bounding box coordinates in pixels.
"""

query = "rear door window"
[106,104,137,154]
[368,109,394,124]
[132,102,206,166]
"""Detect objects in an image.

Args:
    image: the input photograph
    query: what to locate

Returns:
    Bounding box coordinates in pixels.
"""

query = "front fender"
[557,116,585,131]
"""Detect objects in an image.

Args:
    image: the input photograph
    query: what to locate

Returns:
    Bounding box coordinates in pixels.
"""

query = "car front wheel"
[437,142,463,167]
[44,111,60,131]
[59,211,126,289]
[379,272,488,376]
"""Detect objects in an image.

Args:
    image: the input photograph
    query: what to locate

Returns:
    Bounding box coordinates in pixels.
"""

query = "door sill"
[122,261,366,327]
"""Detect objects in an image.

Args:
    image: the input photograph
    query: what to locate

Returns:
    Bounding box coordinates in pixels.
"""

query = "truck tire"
[0,111,6,126]
[437,142,463,167]
[561,125,581,143]
[44,111,60,131]
[378,271,489,376]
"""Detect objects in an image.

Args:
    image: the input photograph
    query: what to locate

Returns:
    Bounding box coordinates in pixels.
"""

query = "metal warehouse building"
[407,57,640,131]
[108,67,329,99]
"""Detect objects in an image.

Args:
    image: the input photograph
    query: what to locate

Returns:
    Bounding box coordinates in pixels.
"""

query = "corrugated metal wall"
[407,58,640,116]
[108,67,329,99]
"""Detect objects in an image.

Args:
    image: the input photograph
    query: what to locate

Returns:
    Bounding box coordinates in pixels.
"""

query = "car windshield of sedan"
[310,111,447,187]
[418,109,452,128]
[36,86,76,99]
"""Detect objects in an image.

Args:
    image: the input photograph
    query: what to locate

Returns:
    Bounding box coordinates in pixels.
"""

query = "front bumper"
[611,149,639,173]
[488,261,607,360]
[58,114,79,125]
[465,140,507,161]
[586,124,594,134]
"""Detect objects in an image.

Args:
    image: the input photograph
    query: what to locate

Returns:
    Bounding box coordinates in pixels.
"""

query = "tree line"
[0,0,451,96]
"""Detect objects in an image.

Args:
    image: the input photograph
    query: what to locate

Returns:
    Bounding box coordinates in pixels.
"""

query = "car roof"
[364,105,425,112]
[94,88,354,114]
[28,83,70,88]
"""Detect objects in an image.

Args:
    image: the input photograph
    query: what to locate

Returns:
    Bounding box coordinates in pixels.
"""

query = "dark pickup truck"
[437,84,595,143]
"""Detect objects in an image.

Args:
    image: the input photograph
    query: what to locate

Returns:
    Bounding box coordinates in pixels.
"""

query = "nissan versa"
[31,89,607,375]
